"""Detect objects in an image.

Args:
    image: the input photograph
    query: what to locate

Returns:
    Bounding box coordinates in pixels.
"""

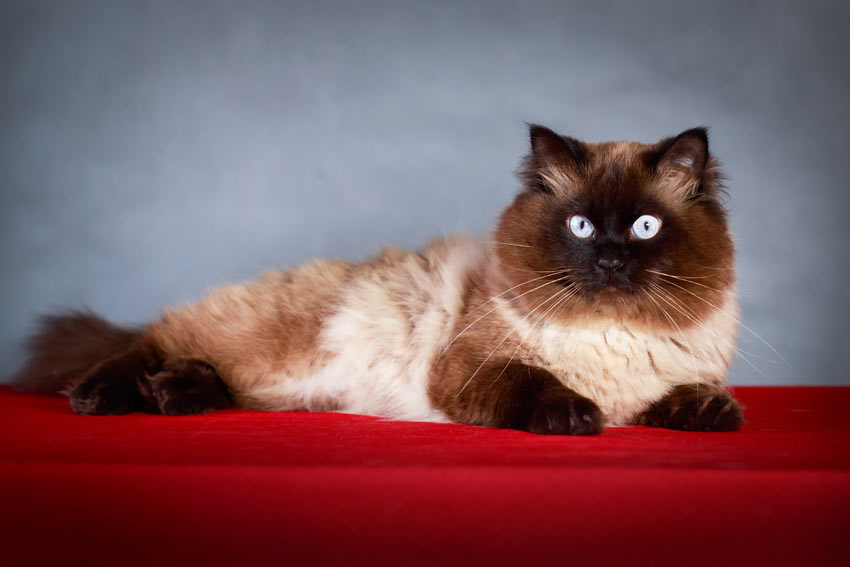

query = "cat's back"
[148,256,353,384]
[150,234,488,419]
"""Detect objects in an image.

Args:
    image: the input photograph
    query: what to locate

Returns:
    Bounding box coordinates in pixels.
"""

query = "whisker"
[652,275,789,368]
[732,349,777,382]
[456,281,574,398]
[643,287,701,384]
[467,271,568,316]
[648,283,707,330]
[693,263,734,272]
[646,270,718,280]
[486,288,573,389]
[443,273,572,354]
[647,269,725,292]
[651,283,777,381]
[487,285,579,390]
[500,263,576,275]
[736,347,782,365]
[504,268,572,276]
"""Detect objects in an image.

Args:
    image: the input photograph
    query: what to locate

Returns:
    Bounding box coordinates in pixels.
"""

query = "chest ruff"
[495,294,739,425]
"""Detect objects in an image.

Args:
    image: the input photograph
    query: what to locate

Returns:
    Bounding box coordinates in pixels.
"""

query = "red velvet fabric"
[1,386,848,566]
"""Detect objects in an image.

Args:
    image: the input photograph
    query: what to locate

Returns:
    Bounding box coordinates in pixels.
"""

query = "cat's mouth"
[586,278,638,296]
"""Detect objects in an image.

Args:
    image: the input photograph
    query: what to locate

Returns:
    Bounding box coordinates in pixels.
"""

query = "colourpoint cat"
[14,125,743,435]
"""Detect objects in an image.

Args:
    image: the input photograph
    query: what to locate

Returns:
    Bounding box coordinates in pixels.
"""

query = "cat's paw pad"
[149,362,231,416]
[70,371,141,415]
[526,390,604,435]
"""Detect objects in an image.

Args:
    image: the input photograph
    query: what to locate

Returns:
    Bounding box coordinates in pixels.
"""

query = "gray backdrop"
[2,0,848,385]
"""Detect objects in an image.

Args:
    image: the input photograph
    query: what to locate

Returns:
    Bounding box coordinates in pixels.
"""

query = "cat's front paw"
[525,389,604,435]
[638,384,743,432]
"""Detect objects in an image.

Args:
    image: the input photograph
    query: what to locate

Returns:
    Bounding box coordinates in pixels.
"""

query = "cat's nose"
[596,256,623,271]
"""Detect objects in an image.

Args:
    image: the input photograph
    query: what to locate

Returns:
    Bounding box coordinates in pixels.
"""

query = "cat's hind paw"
[149,361,233,416]
[70,364,145,415]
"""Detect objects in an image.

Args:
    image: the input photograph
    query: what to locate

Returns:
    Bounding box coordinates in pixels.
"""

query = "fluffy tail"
[11,311,143,395]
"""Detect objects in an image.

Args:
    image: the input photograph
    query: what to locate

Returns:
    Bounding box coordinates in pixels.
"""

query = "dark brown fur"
[12,311,142,394]
[434,358,603,435]
[69,344,234,416]
[497,126,734,328]
[635,384,744,431]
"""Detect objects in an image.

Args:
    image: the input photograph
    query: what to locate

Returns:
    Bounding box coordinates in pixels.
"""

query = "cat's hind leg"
[145,360,233,416]
[69,344,155,415]
[70,343,232,416]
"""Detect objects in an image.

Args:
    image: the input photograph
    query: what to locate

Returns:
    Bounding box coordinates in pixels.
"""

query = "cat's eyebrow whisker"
[443,274,572,355]
[652,275,789,368]
[456,281,574,398]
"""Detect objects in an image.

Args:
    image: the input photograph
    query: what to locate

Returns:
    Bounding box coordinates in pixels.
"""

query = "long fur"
[12,124,743,434]
[12,311,141,395]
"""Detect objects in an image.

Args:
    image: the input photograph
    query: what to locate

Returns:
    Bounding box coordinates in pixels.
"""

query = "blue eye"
[631,215,661,239]
[568,215,594,239]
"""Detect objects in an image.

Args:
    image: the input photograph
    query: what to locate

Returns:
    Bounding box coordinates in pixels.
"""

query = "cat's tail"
[11,310,143,395]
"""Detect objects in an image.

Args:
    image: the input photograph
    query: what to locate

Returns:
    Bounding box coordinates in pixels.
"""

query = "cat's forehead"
[575,141,683,210]
[585,140,648,161]
[580,142,651,192]
[582,140,652,173]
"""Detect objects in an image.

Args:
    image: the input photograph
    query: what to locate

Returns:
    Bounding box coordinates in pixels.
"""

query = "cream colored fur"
[496,293,738,425]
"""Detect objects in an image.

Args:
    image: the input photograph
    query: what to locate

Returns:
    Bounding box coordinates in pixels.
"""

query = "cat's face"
[494,125,735,329]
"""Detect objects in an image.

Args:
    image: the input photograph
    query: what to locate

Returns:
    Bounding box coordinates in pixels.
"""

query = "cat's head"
[493,124,735,329]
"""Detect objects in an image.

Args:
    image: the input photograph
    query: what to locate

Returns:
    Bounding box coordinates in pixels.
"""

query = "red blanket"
[1,386,848,566]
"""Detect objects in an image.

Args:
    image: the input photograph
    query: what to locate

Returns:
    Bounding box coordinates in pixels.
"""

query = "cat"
[12,124,744,435]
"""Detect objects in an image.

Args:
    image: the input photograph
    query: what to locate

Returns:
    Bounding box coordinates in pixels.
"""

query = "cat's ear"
[653,127,709,199]
[522,124,587,193]
[529,124,587,168]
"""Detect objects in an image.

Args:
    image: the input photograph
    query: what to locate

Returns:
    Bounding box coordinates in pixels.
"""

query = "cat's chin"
[586,282,639,299]
[574,285,645,320]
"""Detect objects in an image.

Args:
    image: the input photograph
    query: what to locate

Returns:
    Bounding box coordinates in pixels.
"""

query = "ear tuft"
[654,127,710,199]
[521,124,587,193]
[528,124,587,166]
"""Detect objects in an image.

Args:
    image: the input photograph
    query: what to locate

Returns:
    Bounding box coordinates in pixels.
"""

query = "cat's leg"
[145,360,233,416]
[69,341,158,415]
[635,384,743,431]
[70,338,232,416]
[436,361,604,435]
